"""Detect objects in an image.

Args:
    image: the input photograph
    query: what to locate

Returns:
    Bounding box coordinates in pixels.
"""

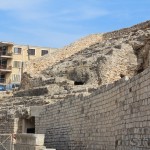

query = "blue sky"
[0,0,150,48]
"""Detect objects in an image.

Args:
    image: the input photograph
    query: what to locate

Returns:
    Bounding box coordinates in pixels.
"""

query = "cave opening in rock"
[120,74,125,78]
[137,67,144,74]
[74,81,85,85]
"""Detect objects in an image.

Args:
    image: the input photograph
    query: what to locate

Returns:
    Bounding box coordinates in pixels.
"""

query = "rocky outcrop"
[21,21,150,91]
[103,20,150,39]
[7,21,147,117]
[24,34,103,76]
[1,21,150,126]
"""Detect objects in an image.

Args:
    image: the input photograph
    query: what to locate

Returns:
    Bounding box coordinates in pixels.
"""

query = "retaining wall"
[36,67,150,150]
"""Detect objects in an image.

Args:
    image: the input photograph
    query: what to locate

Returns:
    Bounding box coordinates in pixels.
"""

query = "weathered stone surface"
[36,66,150,150]
[15,134,45,145]
[14,87,49,97]
[24,34,103,76]
[1,21,150,129]
[14,145,46,150]
[0,20,150,150]
[20,21,150,99]
[30,106,44,117]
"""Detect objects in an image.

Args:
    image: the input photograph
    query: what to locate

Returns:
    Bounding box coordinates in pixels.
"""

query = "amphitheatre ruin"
[0,20,150,150]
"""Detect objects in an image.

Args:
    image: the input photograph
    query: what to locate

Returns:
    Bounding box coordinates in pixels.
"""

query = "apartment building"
[0,42,57,90]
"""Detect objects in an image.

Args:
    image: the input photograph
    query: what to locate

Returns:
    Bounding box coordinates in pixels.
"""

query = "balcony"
[0,65,12,72]
[0,78,7,87]
[0,78,5,83]
[0,51,13,59]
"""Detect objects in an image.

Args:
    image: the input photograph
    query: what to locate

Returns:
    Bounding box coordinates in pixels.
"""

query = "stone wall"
[0,117,24,134]
[36,67,150,150]
[14,87,49,97]
[20,73,55,90]
[0,118,14,134]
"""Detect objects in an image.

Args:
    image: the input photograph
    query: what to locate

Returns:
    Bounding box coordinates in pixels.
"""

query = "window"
[12,74,21,82]
[1,46,8,55]
[0,60,7,69]
[14,47,22,54]
[2,46,7,50]
[41,50,48,56]
[13,61,21,68]
[28,49,35,55]
[0,74,5,83]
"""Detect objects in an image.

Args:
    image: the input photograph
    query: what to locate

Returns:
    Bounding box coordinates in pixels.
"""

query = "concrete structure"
[0,42,57,89]
[14,134,46,150]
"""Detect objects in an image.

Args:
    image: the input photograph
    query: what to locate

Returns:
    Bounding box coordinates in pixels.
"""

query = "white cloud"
[0,0,110,47]
[0,0,50,21]
[61,7,109,21]
[0,0,52,10]
[0,0,109,21]
[42,6,109,23]
[0,0,34,10]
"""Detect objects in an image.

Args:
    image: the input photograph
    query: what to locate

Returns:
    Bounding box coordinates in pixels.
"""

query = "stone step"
[49,92,90,100]
[42,78,55,86]
[14,86,49,97]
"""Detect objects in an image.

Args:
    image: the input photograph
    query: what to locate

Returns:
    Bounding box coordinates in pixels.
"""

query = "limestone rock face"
[1,21,150,126]
[10,22,150,101]
[19,21,150,98]
[67,67,90,84]
[24,34,103,76]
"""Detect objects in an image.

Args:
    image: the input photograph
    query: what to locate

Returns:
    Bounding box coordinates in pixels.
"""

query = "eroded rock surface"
[20,21,150,95]
[0,21,150,123]
[24,34,103,75]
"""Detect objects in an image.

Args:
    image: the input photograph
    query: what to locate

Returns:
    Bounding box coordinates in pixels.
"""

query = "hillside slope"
[21,20,150,91]
[0,20,150,128]
[24,34,103,76]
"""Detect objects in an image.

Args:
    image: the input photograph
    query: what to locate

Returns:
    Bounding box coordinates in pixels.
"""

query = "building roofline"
[14,43,58,49]
[0,41,14,46]
[0,41,58,49]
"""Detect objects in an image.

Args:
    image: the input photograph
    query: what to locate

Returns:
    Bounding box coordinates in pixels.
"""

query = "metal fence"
[0,134,13,150]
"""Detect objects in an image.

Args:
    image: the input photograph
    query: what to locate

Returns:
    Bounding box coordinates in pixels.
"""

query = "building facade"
[0,42,57,90]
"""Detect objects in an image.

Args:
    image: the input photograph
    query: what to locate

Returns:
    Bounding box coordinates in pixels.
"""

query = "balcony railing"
[0,65,12,71]
[0,78,5,83]
[0,51,13,57]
